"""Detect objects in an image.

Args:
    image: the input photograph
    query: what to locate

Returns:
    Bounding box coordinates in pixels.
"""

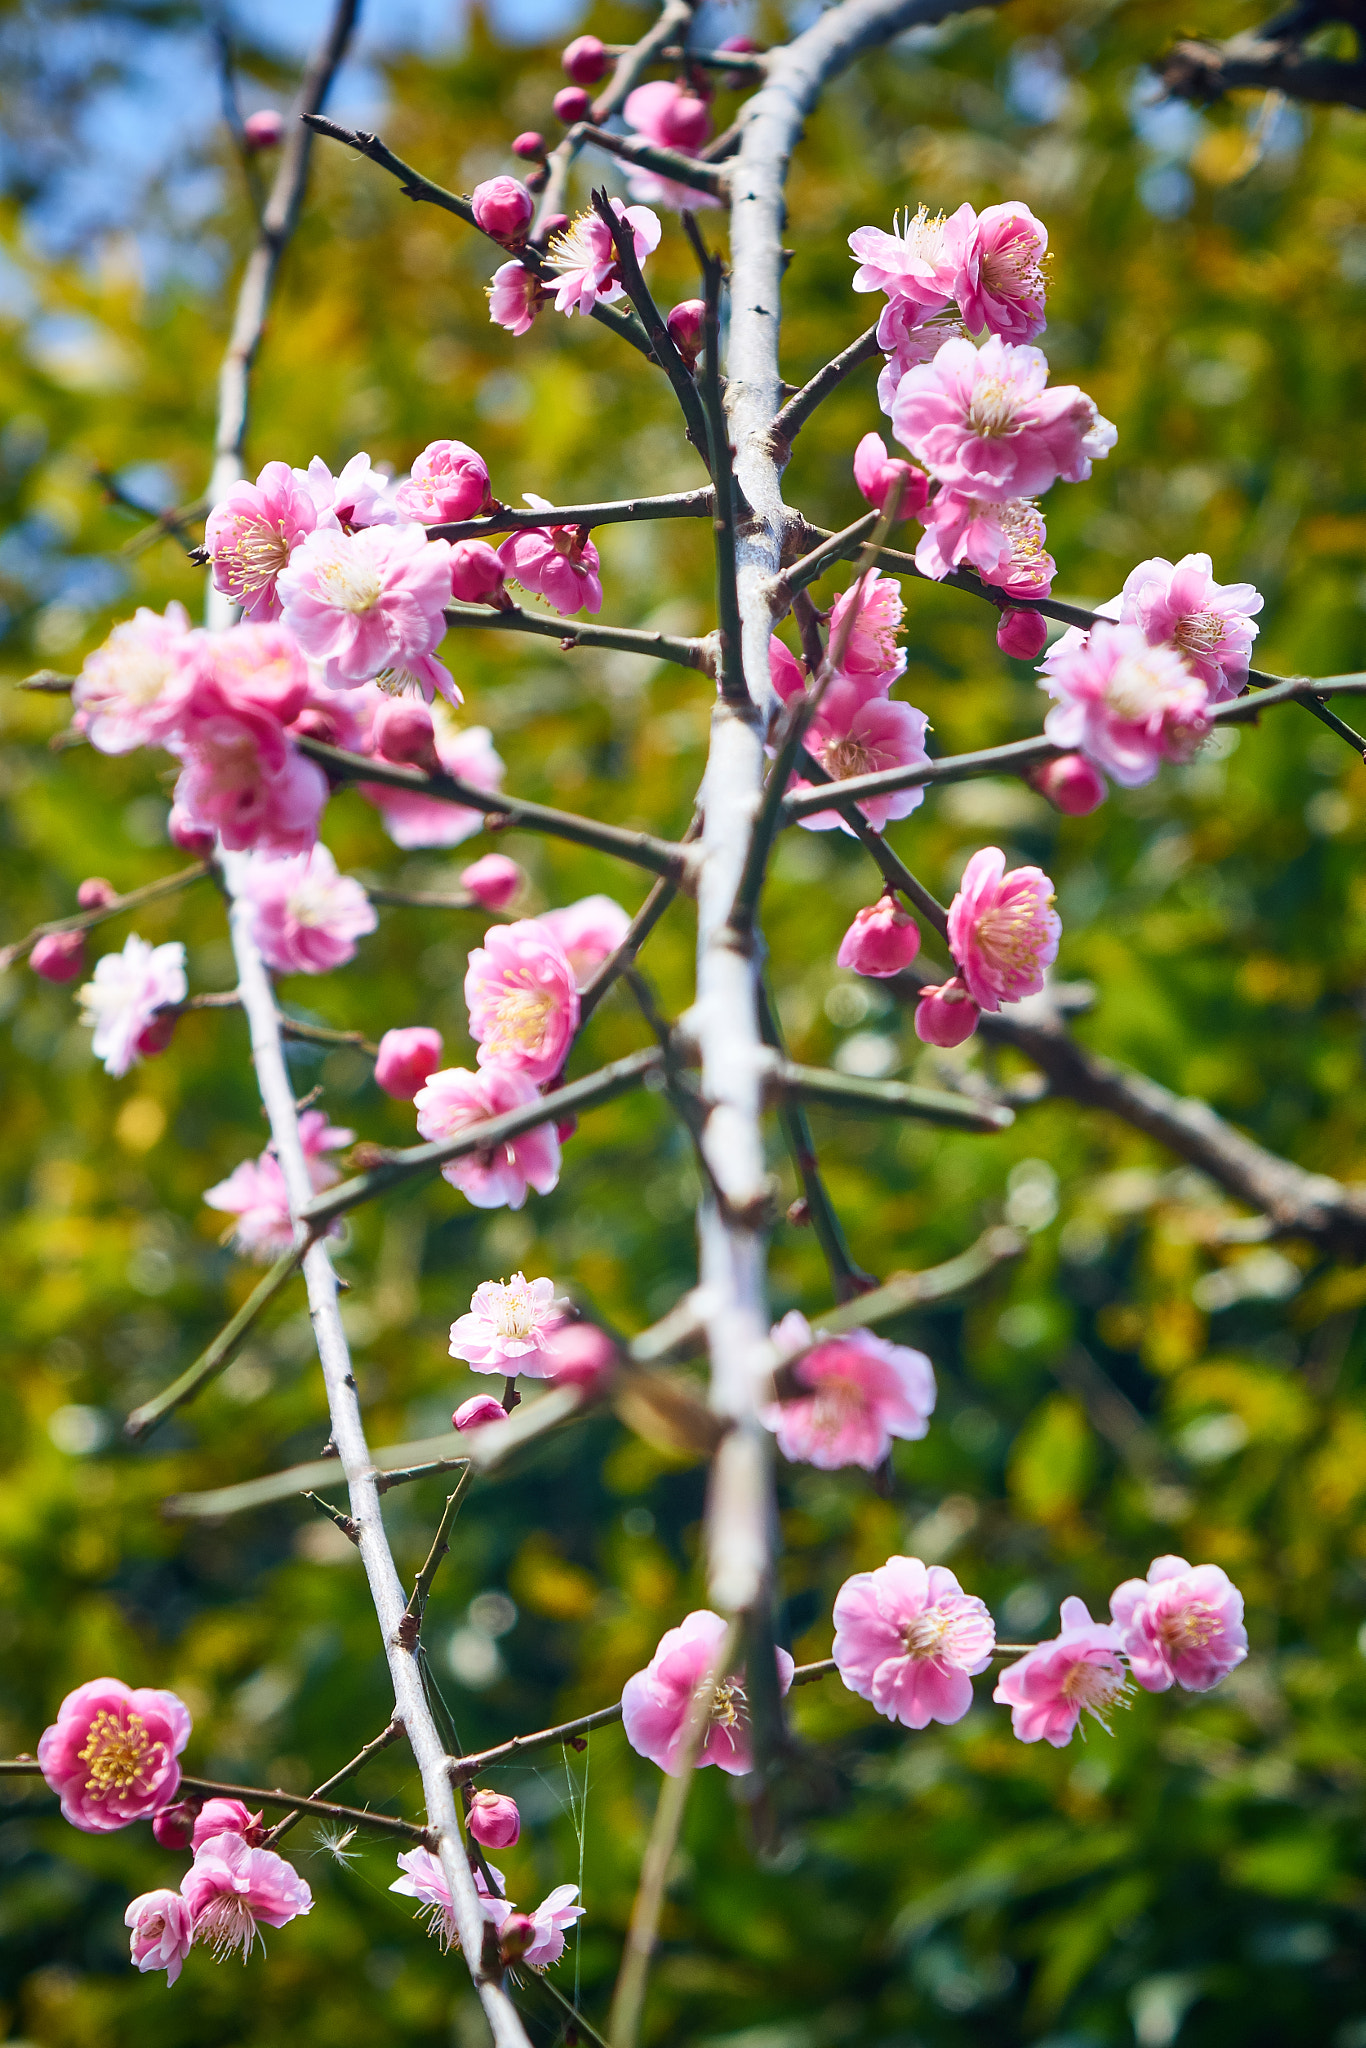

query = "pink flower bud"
[541,1321,616,1392]
[468,1788,520,1847]
[1031,753,1107,817]
[77,877,118,910]
[134,1008,179,1059]
[667,298,706,371]
[460,853,524,911]
[996,607,1050,660]
[556,1115,578,1144]
[151,1800,199,1850]
[511,132,546,161]
[540,212,569,241]
[454,1393,509,1432]
[31,930,86,982]
[852,432,928,519]
[242,109,285,150]
[836,895,921,978]
[561,34,608,85]
[449,539,506,606]
[654,89,709,151]
[168,804,216,855]
[375,1025,444,1101]
[914,976,980,1048]
[373,699,437,767]
[471,176,534,244]
[500,1913,537,1965]
[718,33,758,50]
[552,86,591,125]
[192,1798,263,1852]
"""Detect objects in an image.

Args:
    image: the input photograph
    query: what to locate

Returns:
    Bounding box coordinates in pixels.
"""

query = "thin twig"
[125,1243,307,1441]
[756,983,874,1301]
[262,1719,404,1848]
[813,1225,1026,1336]
[0,861,212,972]
[428,487,713,543]
[590,188,713,466]
[163,1439,472,1519]
[693,224,746,703]
[578,869,684,1028]
[774,1059,1013,1132]
[404,1467,475,1627]
[575,121,727,198]
[768,325,882,455]
[442,597,713,673]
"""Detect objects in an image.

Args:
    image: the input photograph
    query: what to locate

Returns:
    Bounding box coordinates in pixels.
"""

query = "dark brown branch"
[427,487,713,543]
[441,597,713,673]
[769,325,881,457]
[1161,24,1366,112]
[574,121,727,198]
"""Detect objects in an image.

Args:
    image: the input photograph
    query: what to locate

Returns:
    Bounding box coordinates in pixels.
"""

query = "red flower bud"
[373,699,437,767]
[511,132,546,161]
[666,299,706,372]
[375,1026,444,1101]
[1031,753,1107,816]
[471,176,534,244]
[134,1009,179,1058]
[30,931,86,982]
[168,805,216,855]
[449,539,506,606]
[151,1800,199,1851]
[454,1394,509,1433]
[552,86,591,125]
[561,34,608,85]
[541,1321,617,1393]
[460,853,523,911]
[996,607,1050,660]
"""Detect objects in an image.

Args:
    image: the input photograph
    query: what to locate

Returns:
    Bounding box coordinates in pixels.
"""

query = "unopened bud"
[168,805,216,855]
[449,539,506,607]
[541,1321,616,1393]
[552,86,591,125]
[913,977,980,1049]
[561,34,608,85]
[242,108,285,150]
[471,175,534,244]
[539,211,569,241]
[667,298,706,372]
[996,607,1050,660]
[454,1393,508,1432]
[1031,752,1107,816]
[134,1008,179,1058]
[460,853,523,910]
[151,1800,199,1851]
[373,699,437,767]
[77,876,117,910]
[852,432,927,519]
[511,132,546,162]
[499,1913,537,1965]
[468,1788,520,1848]
[375,1026,444,1100]
[30,930,86,982]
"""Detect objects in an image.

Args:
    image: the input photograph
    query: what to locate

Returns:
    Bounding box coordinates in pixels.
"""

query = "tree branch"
[768,325,882,458]
[125,1243,307,1441]
[0,861,213,973]
[442,598,713,673]
[427,487,713,543]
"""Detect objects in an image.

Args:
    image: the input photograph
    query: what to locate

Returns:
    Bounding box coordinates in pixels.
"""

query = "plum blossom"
[191,1799,264,1851]
[454,1393,508,1431]
[277,522,455,696]
[464,920,580,1084]
[38,1678,191,1831]
[498,498,603,616]
[795,685,930,834]
[470,176,535,243]
[521,1885,585,1969]
[1114,553,1261,702]
[78,935,186,1078]
[849,204,965,313]
[204,462,319,620]
[915,491,1055,599]
[545,199,661,317]
[449,539,507,605]
[72,602,194,753]
[621,80,719,211]
[169,627,327,855]
[181,1832,312,1961]
[237,844,377,974]
[891,335,1115,503]
[762,1313,936,1471]
[390,1848,508,1950]
[31,931,86,982]
[1039,619,1211,788]
[538,893,631,986]
[832,1556,995,1728]
[949,201,1049,343]
[875,296,968,413]
[621,1610,795,1777]
[946,846,1060,1011]
[853,432,928,519]
[294,452,401,530]
[1031,753,1106,815]
[488,261,545,337]
[539,1321,617,1393]
[997,606,1050,659]
[1109,1556,1248,1694]
[828,569,907,681]
[449,1273,565,1374]
[462,853,524,910]
[393,440,492,525]
[360,709,505,850]
[837,893,922,977]
[413,1065,561,1209]
[993,1597,1129,1747]
[468,1789,520,1849]
[203,1110,353,1259]
[126,1890,194,1986]
[914,975,980,1047]
[375,1026,444,1100]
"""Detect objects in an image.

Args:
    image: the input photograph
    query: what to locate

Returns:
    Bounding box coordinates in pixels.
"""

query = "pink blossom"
[449,539,507,605]
[390,1848,508,1950]
[470,176,534,243]
[286,671,370,753]
[946,846,1060,1012]
[762,1312,936,1470]
[836,894,921,977]
[191,1798,264,1851]
[449,1272,565,1375]
[1031,753,1106,815]
[465,920,580,1083]
[522,1885,585,1970]
[947,201,1049,344]
[832,1556,995,1728]
[538,893,631,986]
[498,501,603,616]
[181,1832,312,1961]
[553,85,590,123]
[393,440,492,525]
[796,686,930,834]
[375,1026,445,1100]
[769,635,808,704]
[168,806,218,855]
[1109,1555,1248,1694]
[462,853,524,911]
[294,452,401,530]
[204,462,319,621]
[997,607,1050,659]
[243,108,284,148]
[78,935,186,1078]
[468,1789,520,1848]
[852,433,928,519]
[369,697,437,767]
[203,1110,352,1259]
[360,711,505,849]
[828,568,906,681]
[31,931,86,982]
[667,298,706,369]
[1115,553,1262,702]
[915,491,1055,599]
[621,81,719,210]
[126,1890,194,1987]
[875,298,967,414]
[413,1065,561,1210]
[237,844,377,974]
[170,627,327,855]
[488,260,545,337]
[993,1597,1129,1747]
[77,877,117,909]
[621,1610,795,1777]
[540,1321,617,1393]
[891,335,1116,503]
[1039,619,1212,788]
[72,602,194,754]
[276,523,455,694]
[914,976,981,1047]
[454,1393,508,1431]
[38,1678,192,1831]
[849,204,967,312]
[545,200,661,317]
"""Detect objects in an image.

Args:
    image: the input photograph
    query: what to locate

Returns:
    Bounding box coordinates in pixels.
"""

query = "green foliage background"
[3,3,1366,2043]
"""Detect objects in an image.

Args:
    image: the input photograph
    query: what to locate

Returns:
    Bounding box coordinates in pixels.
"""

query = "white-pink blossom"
[993,1597,1129,1747]
[522,1884,585,1969]
[1039,619,1212,788]
[237,844,377,974]
[545,200,661,317]
[1109,1555,1248,1694]
[360,709,505,849]
[464,920,580,1084]
[621,1610,795,1777]
[915,491,1055,598]
[1115,553,1262,702]
[762,1312,936,1470]
[620,81,719,211]
[294,452,401,530]
[389,1848,508,1950]
[449,1273,565,1375]
[204,461,320,620]
[203,1110,352,1259]
[126,1889,194,1986]
[793,684,930,834]
[828,569,907,682]
[180,1833,312,1961]
[891,335,1115,503]
[276,523,455,694]
[79,935,186,1078]
[946,846,1060,1012]
[413,1065,561,1210]
[72,603,194,754]
[169,625,327,855]
[537,894,631,986]
[849,204,966,312]
[498,499,603,616]
[832,1556,995,1729]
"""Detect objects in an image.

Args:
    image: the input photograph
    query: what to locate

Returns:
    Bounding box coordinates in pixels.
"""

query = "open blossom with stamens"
[891,335,1115,503]
[294,452,401,530]
[390,1848,509,1950]
[621,1610,796,1777]
[538,894,631,986]
[947,200,1049,343]
[498,498,603,615]
[487,260,545,336]
[946,846,1060,1011]
[360,707,505,849]
[169,625,327,855]
[413,1065,561,1209]
[761,1312,936,1470]
[832,1556,995,1729]
[204,461,320,619]
[849,204,966,311]
[465,920,580,1084]
[38,1678,191,1831]
[852,432,928,519]
[126,1890,194,1986]
[72,602,194,754]
[79,935,187,1078]
[277,522,456,695]
[915,491,1055,598]
[1109,1556,1248,1693]
[1039,619,1211,787]
[449,1272,565,1375]
[393,440,492,525]
[828,568,907,681]
[545,199,661,316]
[181,1832,312,1962]
[993,1597,1129,1747]
[203,1110,353,1259]
[191,1798,264,1851]
[237,844,377,974]
[794,685,930,834]
[1114,553,1262,702]
[522,1885,585,1969]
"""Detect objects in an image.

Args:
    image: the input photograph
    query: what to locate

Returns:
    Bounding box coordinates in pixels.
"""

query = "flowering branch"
[0,860,212,973]
[768,325,882,456]
[589,188,713,464]
[440,598,713,674]
[427,486,713,542]
[694,222,748,705]
[0,1759,434,1843]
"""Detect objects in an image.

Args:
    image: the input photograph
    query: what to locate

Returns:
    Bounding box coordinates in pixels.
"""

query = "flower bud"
[449,539,506,606]
[561,34,608,85]
[541,1321,617,1393]
[471,175,534,244]
[454,1393,509,1432]
[836,894,921,978]
[375,1025,444,1101]
[134,1009,178,1058]
[555,1115,578,1144]
[996,607,1050,660]
[852,432,927,519]
[151,1800,199,1850]
[511,131,546,161]
[913,976,980,1048]
[719,33,760,87]
[460,853,524,911]
[666,298,706,372]
[552,86,591,125]
[1031,753,1107,816]
[242,108,285,149]
[77,877,118,910]
[30,930,86,982]
[468,1788,521,1848]
[539,212,569,241]
[168,804,216,855]
[290,705,349,746]
[499,1913,537,1965]
[651,88,709,152]
[192,1798,264,1851]
[373,699,437,767]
